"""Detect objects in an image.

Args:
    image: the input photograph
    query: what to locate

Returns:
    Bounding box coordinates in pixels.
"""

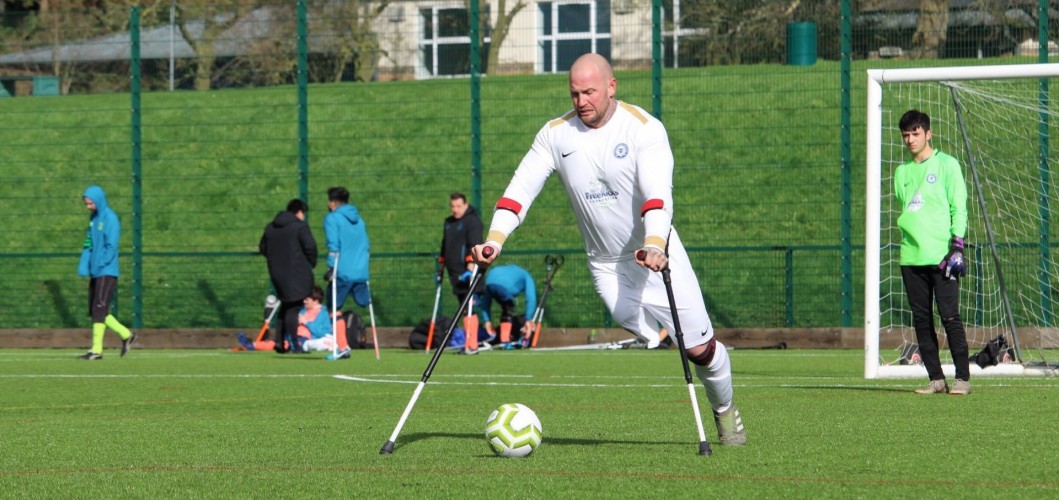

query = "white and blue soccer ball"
[484,403,543,458]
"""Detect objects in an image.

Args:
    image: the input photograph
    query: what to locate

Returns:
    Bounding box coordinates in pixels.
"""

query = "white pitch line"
[332,374,679,388]
[2,372,1056,389]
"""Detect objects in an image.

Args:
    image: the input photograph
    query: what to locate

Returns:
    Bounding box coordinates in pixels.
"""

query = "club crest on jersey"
[926,173,937,184]
[613,143,629,159]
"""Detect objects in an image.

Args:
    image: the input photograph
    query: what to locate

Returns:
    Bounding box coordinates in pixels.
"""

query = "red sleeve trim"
[496,197,523,215]
[640,199,664,217]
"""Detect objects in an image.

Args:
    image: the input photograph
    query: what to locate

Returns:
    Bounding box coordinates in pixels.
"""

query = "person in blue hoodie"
[478,264,537,349]
[322,187,370,359]
[78,185,136,360]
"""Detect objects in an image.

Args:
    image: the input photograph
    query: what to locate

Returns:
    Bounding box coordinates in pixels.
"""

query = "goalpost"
[866,63,1059,379]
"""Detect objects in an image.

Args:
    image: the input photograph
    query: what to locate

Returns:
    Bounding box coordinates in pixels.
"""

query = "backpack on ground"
[408,316,453,350]
[974,335,1014,368]
[344,311,368,349]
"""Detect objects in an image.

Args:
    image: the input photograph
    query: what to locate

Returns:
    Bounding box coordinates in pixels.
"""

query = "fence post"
[296,0,309,203]
[785,247,794,327]
[839,0,853,327]
[650,0,662,119]
[469,0,482,211]
[130,6,144,329]
[1037,0,1053,326]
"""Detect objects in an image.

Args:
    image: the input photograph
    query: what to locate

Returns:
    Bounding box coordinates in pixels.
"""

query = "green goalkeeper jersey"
[894,149,968,266]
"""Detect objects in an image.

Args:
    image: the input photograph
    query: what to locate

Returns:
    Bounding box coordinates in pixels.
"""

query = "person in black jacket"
[440,192,484,304]
[439,192,485,354]
[260,199,318,353]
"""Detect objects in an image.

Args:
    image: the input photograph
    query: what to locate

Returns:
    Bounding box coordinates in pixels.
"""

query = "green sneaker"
[950,379,971,395]
[914,379,949,394]
[713,405,747,446]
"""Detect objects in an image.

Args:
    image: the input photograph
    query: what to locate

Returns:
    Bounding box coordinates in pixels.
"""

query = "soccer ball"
[484,403,543,458]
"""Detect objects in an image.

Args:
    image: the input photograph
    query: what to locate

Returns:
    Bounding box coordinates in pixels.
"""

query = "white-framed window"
[537,0,611,73]
[418,5,491,78]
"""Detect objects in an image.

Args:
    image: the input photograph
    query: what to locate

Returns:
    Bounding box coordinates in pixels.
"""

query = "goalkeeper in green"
[895,109,971,395]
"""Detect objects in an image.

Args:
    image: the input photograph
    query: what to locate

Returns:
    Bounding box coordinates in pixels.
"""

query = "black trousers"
[901,265,970,381]
[275,300,302,351]
[497,299,517,323]
[88,276,118,323]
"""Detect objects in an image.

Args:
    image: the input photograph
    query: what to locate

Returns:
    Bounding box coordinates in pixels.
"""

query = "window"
[419,6,491,78]
[538,0,611,73]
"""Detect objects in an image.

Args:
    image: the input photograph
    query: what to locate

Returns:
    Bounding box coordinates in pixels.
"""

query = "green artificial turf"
[2,347,1057,498]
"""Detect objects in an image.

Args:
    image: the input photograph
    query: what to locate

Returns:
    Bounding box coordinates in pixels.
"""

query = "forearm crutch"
[367,281,380,360]
[380,251,492,455]
[331,252,339,359]
[639,248,712,457]
[528,254,563,348]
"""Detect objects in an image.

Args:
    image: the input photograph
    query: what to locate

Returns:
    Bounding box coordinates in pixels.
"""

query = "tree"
[670,0,814,66]
[175,1,258,90]
[476,0,527,76]
[307,0,389,83]
[911,0,949,58]
[348,0,389,82]
[0,0,166,94]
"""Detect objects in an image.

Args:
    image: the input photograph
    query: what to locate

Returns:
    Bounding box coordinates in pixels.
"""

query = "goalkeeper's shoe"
[949,379,972,395]
[121,331,137,358]
[713,405,746,446]
[78,352,103,360]
[914,379,949,394]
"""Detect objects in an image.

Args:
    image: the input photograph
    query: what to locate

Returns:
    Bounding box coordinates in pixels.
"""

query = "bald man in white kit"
[470,53,746,447]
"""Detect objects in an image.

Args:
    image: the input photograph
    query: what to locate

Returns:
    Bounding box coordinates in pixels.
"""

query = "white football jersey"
[493,100,674,262]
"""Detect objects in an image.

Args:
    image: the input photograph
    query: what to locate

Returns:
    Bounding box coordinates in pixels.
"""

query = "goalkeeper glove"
[940,236,966,280]
[459,270,473,282]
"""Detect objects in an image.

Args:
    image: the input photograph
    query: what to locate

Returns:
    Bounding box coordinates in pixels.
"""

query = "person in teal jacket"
[323,187,371,310]
[478,264,537,349]
[78,185,135,360]
[894,110,970,395]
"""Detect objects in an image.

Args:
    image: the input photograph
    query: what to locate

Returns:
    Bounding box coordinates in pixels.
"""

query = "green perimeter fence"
[1,1,1057,331]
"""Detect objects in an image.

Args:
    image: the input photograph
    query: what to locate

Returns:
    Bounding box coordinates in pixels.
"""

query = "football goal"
[865,63,1059,378]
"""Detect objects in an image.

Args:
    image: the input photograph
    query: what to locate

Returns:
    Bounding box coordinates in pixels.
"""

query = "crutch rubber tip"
[699,441,713,456]
[482,246,495,258]
[380,441,395,455]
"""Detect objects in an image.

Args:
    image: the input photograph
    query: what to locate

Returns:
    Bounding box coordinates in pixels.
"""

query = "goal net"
[865,64,1059,378]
